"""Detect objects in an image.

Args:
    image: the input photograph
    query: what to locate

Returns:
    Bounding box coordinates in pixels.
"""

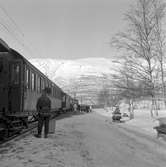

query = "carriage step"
[11,120,22,126]
[9,127,22,132]
[12,120,21,123]
[0,127,5,132]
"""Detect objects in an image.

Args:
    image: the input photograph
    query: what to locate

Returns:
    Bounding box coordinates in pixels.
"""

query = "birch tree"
[153,0,166,106]
[112,61,144,119]
[112,0,166,117]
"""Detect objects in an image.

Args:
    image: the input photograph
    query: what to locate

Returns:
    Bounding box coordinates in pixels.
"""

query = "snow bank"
[94,107,113,117]
[95,108,166,137]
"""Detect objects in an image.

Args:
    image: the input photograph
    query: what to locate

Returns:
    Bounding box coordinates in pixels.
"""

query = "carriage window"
[42,79,45,90]
[54,88,57,97]
[11,64,20,84]
[40,77,42,92]
[26,68,30,88]
[34,74,36,91]
[0,61,3,73]
[31,72,35,91]
[40,77,44,91]
[51,87,53,96]
[52,87,54,96]
[62,95,66,102]
[54,88,56,97]
[45,81,48,88]
[43,80,46,89]
[37,76,40,92]
[53,88,55,97]
[48,82,51,88]
[57,89,60,98]
[51,84,54,96]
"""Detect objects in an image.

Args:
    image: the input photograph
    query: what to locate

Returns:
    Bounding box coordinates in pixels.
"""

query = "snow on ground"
[95,107,166,137]
[0,115,87,167]
[1,111,166,167]
[123,109,166,136]
[94,107,113,117]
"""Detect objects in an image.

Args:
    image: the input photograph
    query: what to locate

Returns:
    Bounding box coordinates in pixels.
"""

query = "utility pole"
[81,96,83,105]
[74,92,76,99]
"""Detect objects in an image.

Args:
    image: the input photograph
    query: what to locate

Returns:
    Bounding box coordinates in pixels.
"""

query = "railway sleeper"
[0,129,8,140]
[0,116,29,140]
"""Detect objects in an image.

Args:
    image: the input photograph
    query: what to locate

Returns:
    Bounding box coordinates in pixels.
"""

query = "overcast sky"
[1,0,132,59]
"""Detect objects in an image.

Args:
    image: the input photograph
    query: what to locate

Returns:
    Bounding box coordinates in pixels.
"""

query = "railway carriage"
[61,92,74,113]
[0,39,74,138]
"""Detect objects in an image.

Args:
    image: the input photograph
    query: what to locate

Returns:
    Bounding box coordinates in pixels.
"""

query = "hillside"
[30,57,118,104]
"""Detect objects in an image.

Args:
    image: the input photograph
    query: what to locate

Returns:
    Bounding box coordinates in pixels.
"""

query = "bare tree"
[112,0,166,117]
[98,86,110,108]
[153,0,166,106]
[112,62,144,119]
[108,91,122,109]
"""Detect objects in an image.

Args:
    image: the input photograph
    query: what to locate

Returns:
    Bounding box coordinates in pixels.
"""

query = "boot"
[34,134,41,138]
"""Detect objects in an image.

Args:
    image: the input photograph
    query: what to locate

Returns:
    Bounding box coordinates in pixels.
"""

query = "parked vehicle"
[80,105,91,113]
[112,106,122,121]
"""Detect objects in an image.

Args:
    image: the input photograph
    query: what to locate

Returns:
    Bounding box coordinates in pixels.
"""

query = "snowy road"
[1,111,166,167]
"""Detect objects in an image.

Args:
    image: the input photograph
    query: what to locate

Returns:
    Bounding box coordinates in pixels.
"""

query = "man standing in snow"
[35,88,51,138]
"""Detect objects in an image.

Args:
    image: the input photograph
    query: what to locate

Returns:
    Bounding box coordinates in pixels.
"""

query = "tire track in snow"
[65,122,95,167]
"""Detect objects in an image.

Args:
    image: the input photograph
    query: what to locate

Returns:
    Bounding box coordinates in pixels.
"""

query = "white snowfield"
[1,110,166,167]
[96,108,166,137]
[30,57,118,104]
[30,57,116,80]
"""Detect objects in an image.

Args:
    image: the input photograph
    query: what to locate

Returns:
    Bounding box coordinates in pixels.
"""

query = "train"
[0,38,78,139]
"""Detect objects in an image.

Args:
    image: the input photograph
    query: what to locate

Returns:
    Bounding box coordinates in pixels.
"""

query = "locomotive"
[0,39,77,139]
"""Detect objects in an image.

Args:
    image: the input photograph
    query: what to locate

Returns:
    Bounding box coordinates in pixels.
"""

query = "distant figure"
[86,106,89,113]
[78,104,81,112]
[35,89,51,138]
[70,103,73,112]
[113,106,120,114]
[89,105,92,112]
[73,103,77,112]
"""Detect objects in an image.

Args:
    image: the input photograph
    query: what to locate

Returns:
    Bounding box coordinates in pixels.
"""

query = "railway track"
[0,112,73,147]
[0,121,38,147]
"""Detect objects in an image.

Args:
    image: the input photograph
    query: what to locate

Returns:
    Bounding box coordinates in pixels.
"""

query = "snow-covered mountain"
[30,57,118,105]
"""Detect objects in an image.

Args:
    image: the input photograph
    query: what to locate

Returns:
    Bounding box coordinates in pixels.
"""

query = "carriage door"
[0,57,9,113]
[62,94,66,109]
[9,61,23,113]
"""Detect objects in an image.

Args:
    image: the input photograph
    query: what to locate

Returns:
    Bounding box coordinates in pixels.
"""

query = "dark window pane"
[11,64,20,84]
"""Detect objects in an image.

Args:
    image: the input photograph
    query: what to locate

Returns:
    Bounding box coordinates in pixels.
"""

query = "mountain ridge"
[30,57,117,104]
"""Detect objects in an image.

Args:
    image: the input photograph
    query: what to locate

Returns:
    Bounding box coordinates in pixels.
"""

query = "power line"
[0,3,39,58]
[0,6,24,45]
[0,21,24,48]
[0,3,24,37]
[0,12,24,46]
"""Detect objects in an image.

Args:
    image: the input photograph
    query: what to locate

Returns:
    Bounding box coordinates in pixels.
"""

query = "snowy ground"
[96,107,166,137]
[1,111,166,167]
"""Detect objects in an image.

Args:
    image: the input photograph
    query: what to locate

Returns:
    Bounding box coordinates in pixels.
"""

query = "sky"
[0,0,132,59]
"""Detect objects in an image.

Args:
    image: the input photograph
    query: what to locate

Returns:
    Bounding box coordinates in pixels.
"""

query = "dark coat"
[36,95,51,117]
